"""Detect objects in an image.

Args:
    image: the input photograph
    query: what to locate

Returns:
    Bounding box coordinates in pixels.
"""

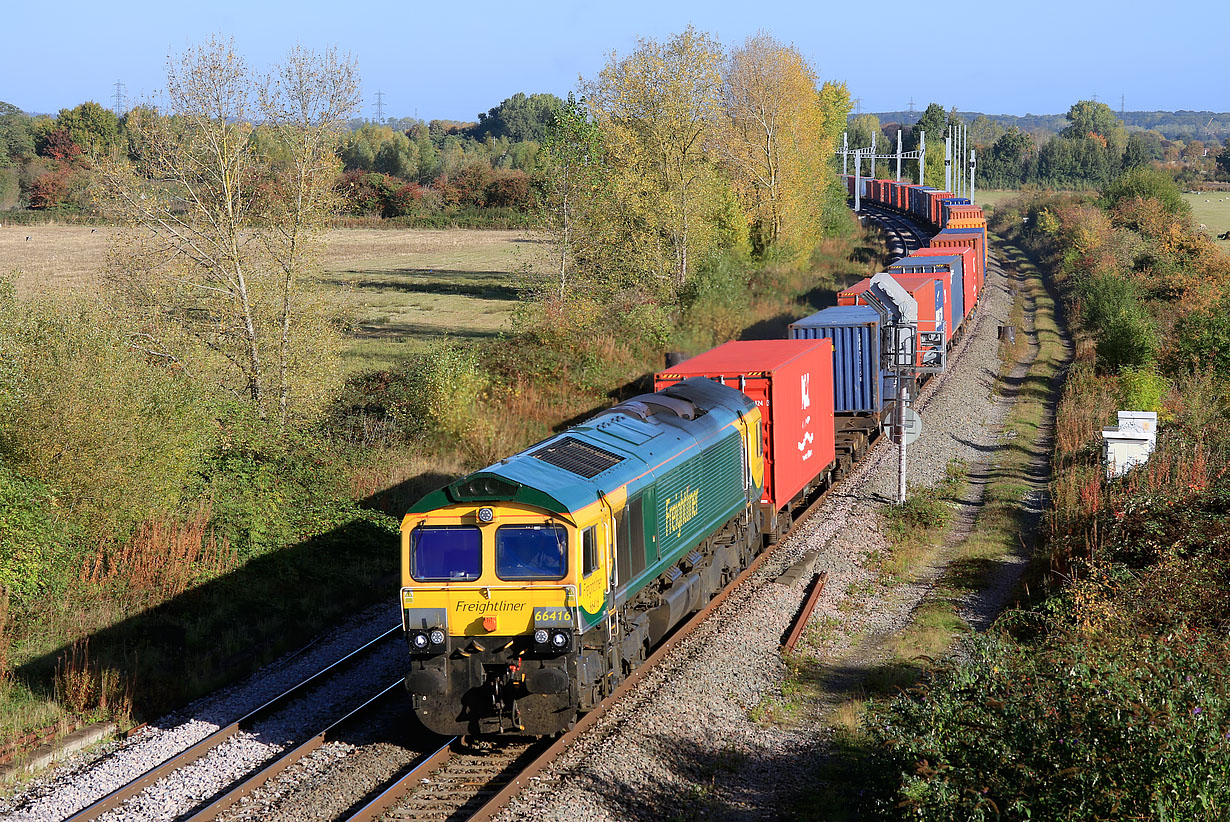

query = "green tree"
[374,131,418,179]
[982,127,1033,187]
[1218,139,1230,178]
[0,101,34,166]
[541,93,607,300]
[472,92,564,142]
[1123,131,1161,168]
[1062,100,1126,144]
[910,102,947,151]
[55,101,120,157]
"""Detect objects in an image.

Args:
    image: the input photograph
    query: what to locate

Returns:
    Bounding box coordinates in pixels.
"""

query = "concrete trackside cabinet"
[1102,411,1158,479]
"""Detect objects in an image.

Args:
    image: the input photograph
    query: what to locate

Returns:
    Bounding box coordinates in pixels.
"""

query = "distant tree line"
[0,92,563,218]
[847,100,1230,191]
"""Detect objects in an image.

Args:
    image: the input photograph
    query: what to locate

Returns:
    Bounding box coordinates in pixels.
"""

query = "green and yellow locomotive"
[400,377,764,736]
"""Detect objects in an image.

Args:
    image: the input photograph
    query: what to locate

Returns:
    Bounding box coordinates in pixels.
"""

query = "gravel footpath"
[496,251,1024,821]
[1,600,402,822]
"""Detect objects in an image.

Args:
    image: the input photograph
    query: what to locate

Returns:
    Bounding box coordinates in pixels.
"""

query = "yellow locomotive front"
[401,485,594,736]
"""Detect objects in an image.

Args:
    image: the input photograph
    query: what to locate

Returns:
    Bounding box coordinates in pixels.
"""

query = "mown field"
[0,225,540,371]
[1183,191,1230,250]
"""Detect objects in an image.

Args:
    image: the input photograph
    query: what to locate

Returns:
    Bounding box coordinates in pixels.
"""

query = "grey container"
[788,305,883,414]
[888,253,967,331]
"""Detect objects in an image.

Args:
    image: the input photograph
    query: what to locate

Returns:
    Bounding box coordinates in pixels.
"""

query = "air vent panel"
[530,436,625,479]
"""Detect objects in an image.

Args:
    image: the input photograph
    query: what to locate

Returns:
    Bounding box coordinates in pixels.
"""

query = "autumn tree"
[540,93,607,300]
[719,33,843,255]
[97,38,360,427]
[584,26,726,288]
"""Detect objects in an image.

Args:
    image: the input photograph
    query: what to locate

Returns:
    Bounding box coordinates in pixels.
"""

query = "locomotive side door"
[578,517,611,630]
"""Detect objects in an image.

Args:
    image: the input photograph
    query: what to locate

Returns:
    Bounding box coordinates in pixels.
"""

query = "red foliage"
[27,169,71,209]
[485,170,531,209]
[43,128,82,163]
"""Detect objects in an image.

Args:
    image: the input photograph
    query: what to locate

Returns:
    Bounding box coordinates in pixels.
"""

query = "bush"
[0,466,76,614]
[1077,275,1156,369]
[191,416,359,560]
[0,281,219,540]
[1101,165,1189,220]
[862,630,1230,821]
[1170,297,1230,376]
[675,252,752,348]
[1117,365,1169,416]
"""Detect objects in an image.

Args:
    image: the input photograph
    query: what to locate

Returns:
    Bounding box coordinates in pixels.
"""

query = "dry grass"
[0,225,114,296]
[0,224,545,371]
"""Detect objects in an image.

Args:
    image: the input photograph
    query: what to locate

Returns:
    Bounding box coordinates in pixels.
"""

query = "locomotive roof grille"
[530,436,625,479]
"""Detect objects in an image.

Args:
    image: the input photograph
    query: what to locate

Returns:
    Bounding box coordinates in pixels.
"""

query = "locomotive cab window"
[582,526,600,577]
[410,526,481,582]
[496,524,568,580]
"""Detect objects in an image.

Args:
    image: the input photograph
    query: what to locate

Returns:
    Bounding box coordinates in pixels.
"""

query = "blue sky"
[4,0,1225,120]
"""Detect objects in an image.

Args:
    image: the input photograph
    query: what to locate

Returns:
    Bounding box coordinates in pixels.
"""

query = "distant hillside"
[864,109,1230,141]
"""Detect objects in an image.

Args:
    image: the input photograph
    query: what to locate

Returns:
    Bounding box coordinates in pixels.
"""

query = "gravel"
[1,600,403,822]
[496,248,1025,821]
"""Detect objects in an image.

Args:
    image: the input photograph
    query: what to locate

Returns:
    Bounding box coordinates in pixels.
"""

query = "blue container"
[788,305,882,414]
[888,253,967,331]
[938,197,970,227]
[909,186,937,222]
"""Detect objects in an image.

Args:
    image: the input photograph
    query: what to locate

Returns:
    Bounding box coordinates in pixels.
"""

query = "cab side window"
[582,526,599,577]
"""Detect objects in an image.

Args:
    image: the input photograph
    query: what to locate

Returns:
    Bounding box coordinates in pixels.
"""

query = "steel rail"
[458,207,969,822]
[338,736,457,822]
[64,624,402,822]
[782,572,829,655]
[183,680,406,822]
[464,475,850,822]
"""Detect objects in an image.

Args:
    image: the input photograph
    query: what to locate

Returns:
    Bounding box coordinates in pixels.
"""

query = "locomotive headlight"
[411,632,429,650]
[551,631,568,648]
[534,629,549,645]
[429,629,446,646]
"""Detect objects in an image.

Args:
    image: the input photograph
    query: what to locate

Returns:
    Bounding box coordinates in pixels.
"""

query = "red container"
[926,190,953,227]
[894,272,951,343]
[654,340,835,512]
[931,229,985,291]
[909,246,978,318]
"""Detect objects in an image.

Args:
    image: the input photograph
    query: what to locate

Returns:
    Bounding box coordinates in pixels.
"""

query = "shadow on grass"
[15,505,401,726]
[352,322,504,341]
[340,277,520,302]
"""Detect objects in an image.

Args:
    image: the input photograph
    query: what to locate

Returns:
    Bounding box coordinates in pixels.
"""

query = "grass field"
[1183,192,1230,250]
[0,224,539,371]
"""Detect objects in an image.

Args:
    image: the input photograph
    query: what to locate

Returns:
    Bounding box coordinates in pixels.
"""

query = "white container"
[1116,411,1157,435]
[1101,410,1158,479]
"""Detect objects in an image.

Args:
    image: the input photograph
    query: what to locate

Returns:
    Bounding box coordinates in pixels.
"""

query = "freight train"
[398,177,990,736]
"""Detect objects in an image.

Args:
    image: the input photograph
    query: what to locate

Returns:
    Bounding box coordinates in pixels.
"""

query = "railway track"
[346,209,971,822]
[63,625,405,822]
[859,202,930,262]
